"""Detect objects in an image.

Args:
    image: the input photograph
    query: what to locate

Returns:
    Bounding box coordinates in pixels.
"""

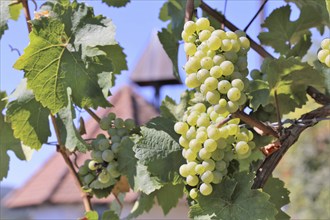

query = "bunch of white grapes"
[78,113,136,191]
[175,17,256,198]
[317,38,330,67]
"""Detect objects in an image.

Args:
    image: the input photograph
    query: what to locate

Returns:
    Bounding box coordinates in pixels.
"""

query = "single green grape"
[124,119,136,130]
[218,80,231,94]
[189,188,198,199]
[201,170,214,183]
[220,61,234,76]
[196,17,210,31]
[199,30,211,42]
[209,66,223,78]
[174,122,189,135]
[102,149,115,162]
[199,183,213,196]
[114,118,125,128]
[88,160,99,171]
[204,77,218,91]
[235,141,250,155]
[195,164,206,175]
[179,164,190,177]
[179,136,189,148]
[186,175,199,186]
[207,35,222,50]
[184,42,197,56]
[184,21,197,35]
[99,117,112,130]
[202,158,216,171]
[200,57,214,70]
[98,170,111,183]
[97,138,110,151]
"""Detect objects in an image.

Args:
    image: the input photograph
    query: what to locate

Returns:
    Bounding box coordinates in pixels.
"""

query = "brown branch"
[21,0,32,33]
[84,108,100,123]
[307,86,330,105]
[199,0,274,59]
[216,114,232,128]
[232,110,279,138]
[51,115,93,211]
[274,90,282,133]
[252,104,330,189]
[185,0,194,23]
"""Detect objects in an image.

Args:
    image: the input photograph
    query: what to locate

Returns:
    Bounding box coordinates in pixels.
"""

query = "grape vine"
[1,0,330,219]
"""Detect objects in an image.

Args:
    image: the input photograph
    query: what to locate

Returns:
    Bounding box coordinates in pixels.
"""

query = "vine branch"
[51,115,93,211]
[232,110,279,138]
[185,0,194,23]
[85,108,101,123]
[253,87,330,189]
[21,0,32,33]
[199,0,274,59]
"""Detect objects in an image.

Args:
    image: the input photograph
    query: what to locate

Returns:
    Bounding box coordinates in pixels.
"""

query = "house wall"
[7,200,190,220]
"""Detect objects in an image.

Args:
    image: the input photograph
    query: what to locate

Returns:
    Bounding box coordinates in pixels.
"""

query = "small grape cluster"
[78,113,136,191]
[317,38,330,67]
[175,18,256,198]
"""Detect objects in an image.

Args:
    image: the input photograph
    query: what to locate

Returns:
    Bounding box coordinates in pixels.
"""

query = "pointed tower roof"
[130,32,181,86]
[4,86,159,208]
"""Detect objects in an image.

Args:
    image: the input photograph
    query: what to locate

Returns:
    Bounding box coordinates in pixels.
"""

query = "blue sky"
[1,0,325,188]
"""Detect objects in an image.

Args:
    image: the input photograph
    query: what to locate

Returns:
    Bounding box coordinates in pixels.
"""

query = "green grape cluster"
[182,18,250,113]
[317,38,330,67]
[176,18,256,198]
[78,113,137,192]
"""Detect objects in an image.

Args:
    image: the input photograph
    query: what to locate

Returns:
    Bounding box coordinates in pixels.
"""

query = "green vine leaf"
[134,163,163,195]
[102,210,119,220]
[263,177,291,220]
[102,0,130,7]
[189,172,277,220]
[117,136,138,188]
[158,28,180,80]
[135,118,185,183]
[128,182,184,218]
[155,183,184,215]
[6,79,51,150]
[14,1,127,114]
[160,90,192,121]
[248,79,270,110]
[286,0,330,33]
[127,192,155,219]
[258,4,324,56]
[84,210,98,220]
[0,0,22,38]
[259,57,324,114]
[55,88,88,152]
[0,91,33,181]
[159,0,185,38]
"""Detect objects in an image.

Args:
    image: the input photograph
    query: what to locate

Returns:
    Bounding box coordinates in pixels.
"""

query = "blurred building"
[3,34,187,219]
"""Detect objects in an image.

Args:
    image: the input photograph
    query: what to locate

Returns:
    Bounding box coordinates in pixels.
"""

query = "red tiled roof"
[4,86,159,208]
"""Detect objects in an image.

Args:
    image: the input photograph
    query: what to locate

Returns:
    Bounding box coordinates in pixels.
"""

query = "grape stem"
[185,0,195,23]
[232,111,279,138]
[85,108,101,123]
[21,0,32,33]
[51,115,93,212]
[199,0,274,59]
